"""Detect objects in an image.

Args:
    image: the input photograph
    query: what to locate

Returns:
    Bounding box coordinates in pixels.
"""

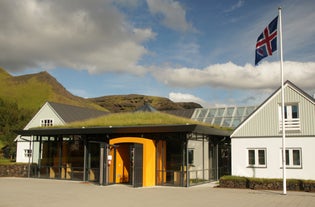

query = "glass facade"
[191,106,257,129]
[37,135,86,181]
[26,129,230,187]
[156,133,227,187]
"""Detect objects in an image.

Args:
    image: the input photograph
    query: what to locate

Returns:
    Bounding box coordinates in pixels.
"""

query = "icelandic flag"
[255,16,278,65]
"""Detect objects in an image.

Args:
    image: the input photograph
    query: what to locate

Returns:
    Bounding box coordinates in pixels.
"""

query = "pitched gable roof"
[48,102,108,123]
[231,80,315,137]
[134,102,158,112]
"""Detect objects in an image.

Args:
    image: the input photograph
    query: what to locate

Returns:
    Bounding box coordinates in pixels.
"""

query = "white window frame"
[40,118,54,127]
[247,148,267,168]
[278,103,300,131]
[280,148,302,169]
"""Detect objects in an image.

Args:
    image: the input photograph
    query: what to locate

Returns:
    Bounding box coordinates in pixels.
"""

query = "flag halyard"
[255,16,278,65]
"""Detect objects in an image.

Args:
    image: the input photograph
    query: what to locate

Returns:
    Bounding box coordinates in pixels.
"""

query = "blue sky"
[1,0,315,107]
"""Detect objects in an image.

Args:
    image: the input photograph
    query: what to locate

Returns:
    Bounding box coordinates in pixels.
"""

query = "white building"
[231,81,315,180]
[15,102,107,163]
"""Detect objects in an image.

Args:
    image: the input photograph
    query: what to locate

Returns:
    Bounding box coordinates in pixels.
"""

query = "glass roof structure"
[191,106,257,129]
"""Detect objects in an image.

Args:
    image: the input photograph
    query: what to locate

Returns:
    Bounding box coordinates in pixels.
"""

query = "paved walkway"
[0,178,314,207]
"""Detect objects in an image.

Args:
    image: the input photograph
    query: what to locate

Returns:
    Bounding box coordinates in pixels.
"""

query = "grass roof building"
[17,102,231,187]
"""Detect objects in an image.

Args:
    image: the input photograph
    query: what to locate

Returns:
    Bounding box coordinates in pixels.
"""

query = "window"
[278,104,300,131]
[284,104,299,119]
[247,148,266,167]
[24,149,32,158]
[188,149,194,165]
[282,148,302,168]
[41,119,53,127]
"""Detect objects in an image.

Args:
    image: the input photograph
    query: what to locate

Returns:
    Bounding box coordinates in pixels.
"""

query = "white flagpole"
[279,7,287,195]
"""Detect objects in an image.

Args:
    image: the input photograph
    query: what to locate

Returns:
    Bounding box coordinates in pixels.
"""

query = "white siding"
[233,84,315,137]
[24,103,65,130]
[232,137,315,180]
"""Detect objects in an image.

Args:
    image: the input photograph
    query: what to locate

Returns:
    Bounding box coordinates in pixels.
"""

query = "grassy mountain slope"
[0,68,106,112]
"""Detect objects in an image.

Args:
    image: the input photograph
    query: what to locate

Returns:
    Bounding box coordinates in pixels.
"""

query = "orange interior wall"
[114,144,130,183]
[156,140,167,184]
[109,137,156,187]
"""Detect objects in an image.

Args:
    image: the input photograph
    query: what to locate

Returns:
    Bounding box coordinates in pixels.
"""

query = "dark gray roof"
[163,109,195,119]
[48,102,108,123]
[135,102,158,112]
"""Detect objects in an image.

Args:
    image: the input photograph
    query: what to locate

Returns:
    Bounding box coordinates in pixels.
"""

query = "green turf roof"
[66,111,226,129]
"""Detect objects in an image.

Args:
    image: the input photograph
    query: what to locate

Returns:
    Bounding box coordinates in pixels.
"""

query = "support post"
[83,140,87,182]
[99,143,105,185]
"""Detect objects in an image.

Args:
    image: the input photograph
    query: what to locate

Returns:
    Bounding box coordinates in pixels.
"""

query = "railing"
[34,165,85,181]
[156,170,187,186]
[188,169,209,186]
[279,118,301,131]
[157,169,220,187]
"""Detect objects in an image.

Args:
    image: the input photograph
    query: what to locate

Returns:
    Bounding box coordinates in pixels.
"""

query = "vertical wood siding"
[233,85,315,137]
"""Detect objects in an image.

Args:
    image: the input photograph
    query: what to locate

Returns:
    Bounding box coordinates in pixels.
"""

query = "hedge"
[219,176,315,192]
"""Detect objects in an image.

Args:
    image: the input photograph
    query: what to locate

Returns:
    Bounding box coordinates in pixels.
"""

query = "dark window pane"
[248,150,255,165]
[284,106,288,119]
[285,150,290,165]
[292,105,299,118]
[188,149,194,165]
[293,150,300,166]
[258,150,265,165]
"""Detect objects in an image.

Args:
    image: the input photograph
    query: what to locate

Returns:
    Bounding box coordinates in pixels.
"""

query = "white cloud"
[169,92,208,107]
[153,61,315,91]
[146,0,194,32]
[225,0,244,13]
[0,0,155,74]
[169,92,203,103]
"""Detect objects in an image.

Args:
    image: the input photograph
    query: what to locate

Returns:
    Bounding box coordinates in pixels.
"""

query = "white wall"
[188,139,209,180]
[16,138,40,163]
[16,103,65,163]
[232,137,315,180]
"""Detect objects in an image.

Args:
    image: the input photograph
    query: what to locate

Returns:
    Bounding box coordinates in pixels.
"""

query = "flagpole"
[279,7,286,195]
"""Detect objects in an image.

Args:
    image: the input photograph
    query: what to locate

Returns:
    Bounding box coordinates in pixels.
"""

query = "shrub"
[303,180,315,192]
[248,177,282,190]
[219,176,248,188]
[220,176,313,192]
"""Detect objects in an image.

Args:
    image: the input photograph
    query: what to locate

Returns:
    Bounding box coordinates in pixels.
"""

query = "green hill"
[0,67,106,112]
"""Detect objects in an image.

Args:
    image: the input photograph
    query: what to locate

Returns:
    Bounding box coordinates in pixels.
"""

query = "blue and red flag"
[255,16,278,65]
